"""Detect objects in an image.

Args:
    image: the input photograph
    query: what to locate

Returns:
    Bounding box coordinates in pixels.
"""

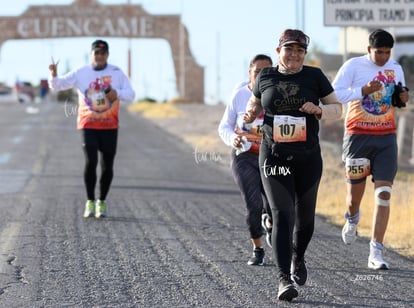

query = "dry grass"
[127,101,183,118]
[319,146,414,258]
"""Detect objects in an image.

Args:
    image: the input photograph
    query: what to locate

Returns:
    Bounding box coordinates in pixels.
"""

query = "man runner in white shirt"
[49,40,135,219]
[332,29,409,270]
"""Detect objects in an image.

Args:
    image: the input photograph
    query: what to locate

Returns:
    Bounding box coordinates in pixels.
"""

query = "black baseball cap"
[91,40,109,52]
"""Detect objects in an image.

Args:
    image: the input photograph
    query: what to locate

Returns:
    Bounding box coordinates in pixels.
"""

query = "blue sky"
[0,0,340,104]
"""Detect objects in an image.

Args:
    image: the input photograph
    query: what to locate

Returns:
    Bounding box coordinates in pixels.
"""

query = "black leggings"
[82,129,118,201]
[231,150,269,239]
[259,142,322,276]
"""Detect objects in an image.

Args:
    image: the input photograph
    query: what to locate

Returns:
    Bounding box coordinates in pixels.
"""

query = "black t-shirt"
[253,66,334,149]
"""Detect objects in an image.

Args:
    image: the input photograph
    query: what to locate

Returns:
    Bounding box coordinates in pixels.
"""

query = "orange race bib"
[273,115,306,142]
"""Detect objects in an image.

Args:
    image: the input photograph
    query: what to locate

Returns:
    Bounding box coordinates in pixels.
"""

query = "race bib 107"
[273,115,306,142]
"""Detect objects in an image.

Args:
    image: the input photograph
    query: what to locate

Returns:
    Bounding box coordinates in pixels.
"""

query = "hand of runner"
[399,86,409,103]
[49,57,59,77]
[105,88,118,103]
[299,102,322,115]
[244,106,257,124]
[233,135,243,148]
[362,80,382,95]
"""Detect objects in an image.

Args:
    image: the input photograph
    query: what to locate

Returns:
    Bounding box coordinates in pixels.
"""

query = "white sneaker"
[83,200,95,218]
[95,200,107,218]
[341,220,358,244]
[368,246,389,270]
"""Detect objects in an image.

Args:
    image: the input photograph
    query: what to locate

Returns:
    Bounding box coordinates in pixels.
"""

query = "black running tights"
[231,150,269,240]
[259,143,322,276]
[82,129,118,201]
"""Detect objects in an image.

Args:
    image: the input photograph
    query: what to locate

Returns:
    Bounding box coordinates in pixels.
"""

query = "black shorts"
[81,129,118,154]
[342,134,397,184]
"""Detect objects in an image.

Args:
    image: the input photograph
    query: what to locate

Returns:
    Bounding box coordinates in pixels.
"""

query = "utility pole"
[127,0,132,79]
[295,0,305,31]
[216,32,221,104]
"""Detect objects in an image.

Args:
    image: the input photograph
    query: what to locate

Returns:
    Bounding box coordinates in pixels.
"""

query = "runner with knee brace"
[332,29,409,270]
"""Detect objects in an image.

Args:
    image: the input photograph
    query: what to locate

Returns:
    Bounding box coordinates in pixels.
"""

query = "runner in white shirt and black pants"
[218,54,273,266]
[49,39,135,219]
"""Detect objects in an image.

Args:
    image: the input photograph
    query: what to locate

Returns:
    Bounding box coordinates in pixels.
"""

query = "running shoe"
[95,200,107,218]
[278,273,298,301]
[342,220,358,244]
[83,200,95,218]
[247,247,264,266]
[368,245,389,270]
[291,254,307,286]
[261,213,272,248]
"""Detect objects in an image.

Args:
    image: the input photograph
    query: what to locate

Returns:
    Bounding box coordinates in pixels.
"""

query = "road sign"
[324,0,414,27]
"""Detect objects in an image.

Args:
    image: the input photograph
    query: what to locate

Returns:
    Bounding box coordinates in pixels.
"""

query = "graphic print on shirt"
[274,81,303,112]
[347,70,396,134]
[85,77,112,113]
[362,70,394,115]
[273,81,306,114]
[78,75,119,129]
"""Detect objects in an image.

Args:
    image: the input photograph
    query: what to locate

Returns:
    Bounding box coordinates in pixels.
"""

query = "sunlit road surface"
[0,99,412,307]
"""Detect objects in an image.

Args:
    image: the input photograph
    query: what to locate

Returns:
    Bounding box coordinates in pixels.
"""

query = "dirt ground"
[143,103,233,166]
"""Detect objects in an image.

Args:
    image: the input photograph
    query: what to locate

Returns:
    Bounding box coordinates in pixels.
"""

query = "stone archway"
[0,0,204,102]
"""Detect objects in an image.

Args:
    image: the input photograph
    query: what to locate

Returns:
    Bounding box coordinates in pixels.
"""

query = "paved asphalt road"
[0,100,412,307]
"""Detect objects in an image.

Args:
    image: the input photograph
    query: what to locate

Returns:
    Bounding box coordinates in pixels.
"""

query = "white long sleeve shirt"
[332,54,405,135]
[218,83,263,153]
[49,63,135,130]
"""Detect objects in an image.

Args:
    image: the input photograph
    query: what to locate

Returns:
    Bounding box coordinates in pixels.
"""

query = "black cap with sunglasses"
[278,29,310,50]
[91,40,109,53]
